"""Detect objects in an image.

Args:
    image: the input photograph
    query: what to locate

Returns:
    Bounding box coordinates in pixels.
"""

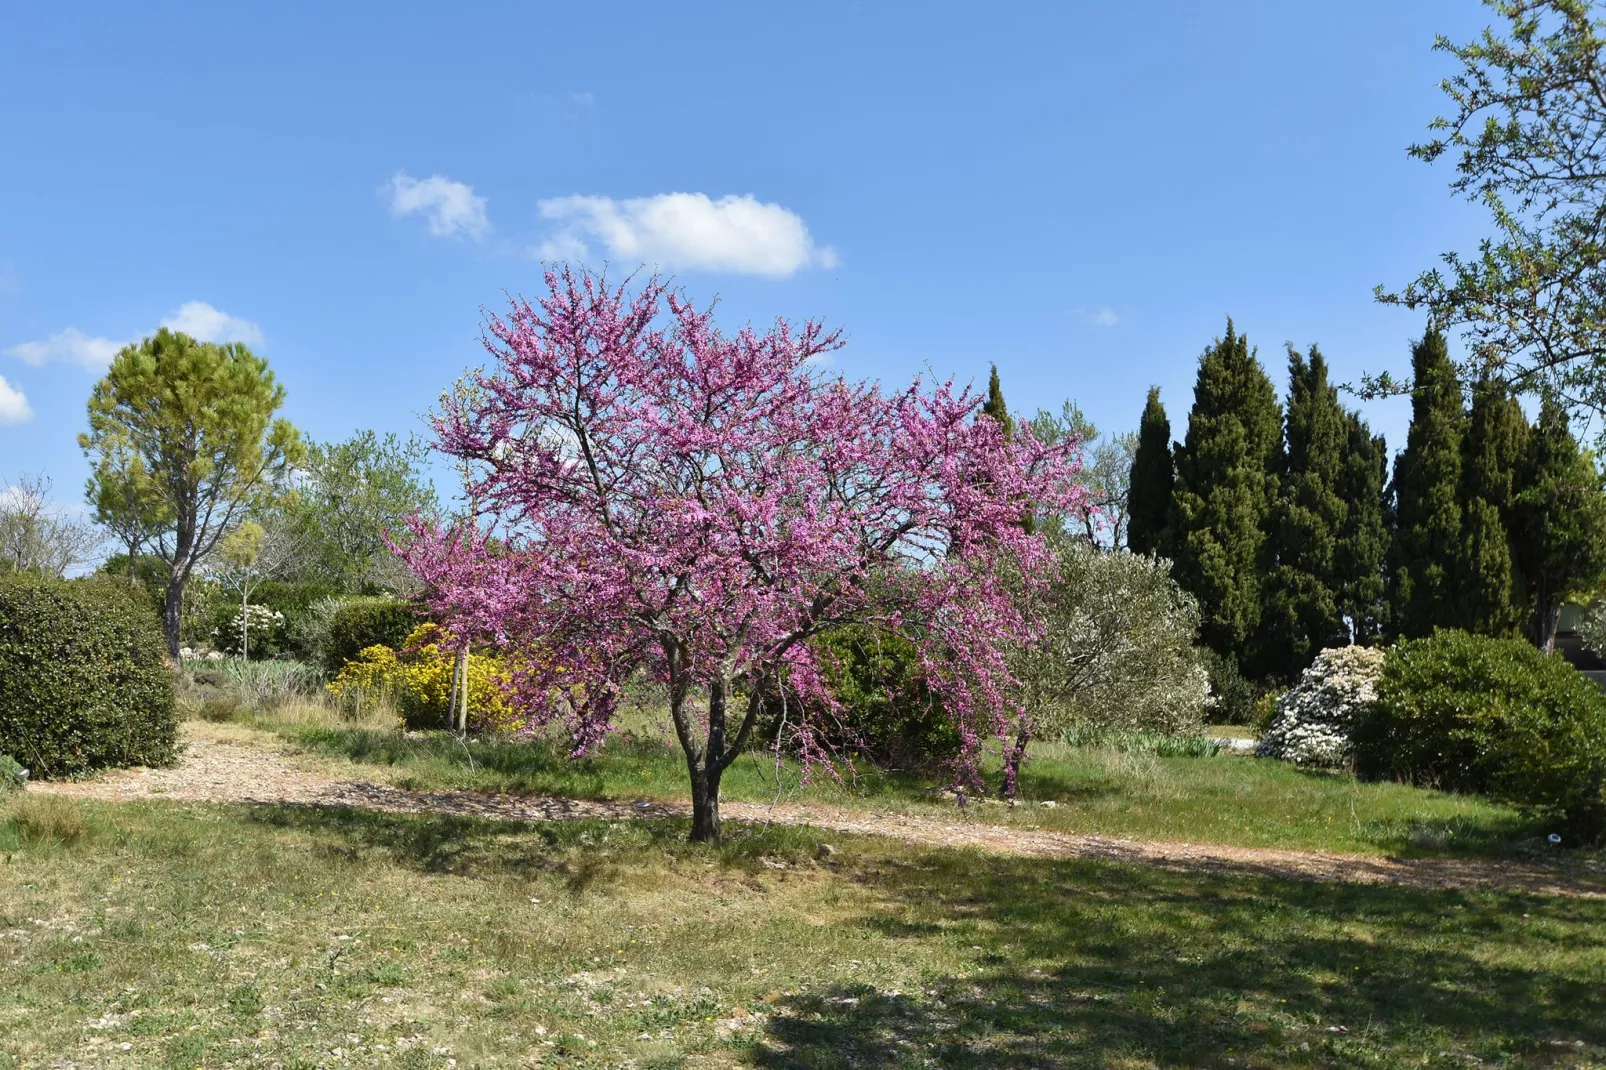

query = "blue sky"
[1,1,1491,520]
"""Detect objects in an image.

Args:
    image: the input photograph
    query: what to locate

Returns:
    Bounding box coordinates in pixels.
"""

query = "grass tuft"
[9,794,87,845]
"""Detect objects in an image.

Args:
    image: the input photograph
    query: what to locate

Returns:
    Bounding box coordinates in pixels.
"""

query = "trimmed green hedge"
[322,597,419,672]
[1356,630,1606,840]
[0,576,177,778]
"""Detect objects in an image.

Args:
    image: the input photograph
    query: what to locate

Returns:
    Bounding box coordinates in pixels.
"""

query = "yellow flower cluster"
[326,623,523,734]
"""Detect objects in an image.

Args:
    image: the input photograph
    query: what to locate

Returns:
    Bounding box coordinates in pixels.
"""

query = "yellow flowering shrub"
[326,623,522,733]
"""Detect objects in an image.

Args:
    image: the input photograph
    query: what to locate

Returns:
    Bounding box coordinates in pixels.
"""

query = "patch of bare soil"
[31,726,1606,899]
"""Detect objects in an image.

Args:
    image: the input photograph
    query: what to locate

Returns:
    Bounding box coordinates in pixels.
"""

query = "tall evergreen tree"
[1513,396,1606,652]
[1335,413,1389,643]
[1126,386,1173,557]
[1387,328,1464,639]
[981,364,1016,439]
[1256,345,1348,681]
[1170,321,1283,664]
[1453,378,1529,637]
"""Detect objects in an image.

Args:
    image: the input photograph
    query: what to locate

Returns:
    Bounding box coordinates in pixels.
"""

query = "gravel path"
[31,728,1606,900]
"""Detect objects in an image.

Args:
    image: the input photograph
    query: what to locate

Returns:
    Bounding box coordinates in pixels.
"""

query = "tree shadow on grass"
[753,853,1606,1068]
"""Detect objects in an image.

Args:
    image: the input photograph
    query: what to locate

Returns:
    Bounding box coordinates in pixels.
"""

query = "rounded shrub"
[1257,645,1385,767]
[0,575,178,778]
[322,597,420,672]
[1356,630,1606,839]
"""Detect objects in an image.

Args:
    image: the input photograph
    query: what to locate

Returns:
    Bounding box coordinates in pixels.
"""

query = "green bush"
[1202,650,1258,726]
[0,754,27,797]
[253,581,341,659]
[1356,630,1606,840]
[0,575,178,778]
[322,597,419,672]
[756,625,958,769]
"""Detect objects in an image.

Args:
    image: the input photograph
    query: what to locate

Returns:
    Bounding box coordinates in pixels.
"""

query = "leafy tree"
[1454,378,1530,636]
[398,270,1079,841]
[1513,395,1606,650]
[80,329,303,656]
[1335,413,1389,643]
[1387,329,1466,639]
[209,519,303,661]
[1126,387,1173,557]
[1010,535,1209,737]
[1376,0,1606,422]
[1170,321,1284,664]
[283,430,437,593]
[1256,345,1349,681]
[86,431,171,583]
[1027,401,1134,547]
[0,474,102,578]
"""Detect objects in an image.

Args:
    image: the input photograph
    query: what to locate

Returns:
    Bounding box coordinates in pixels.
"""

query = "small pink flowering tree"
[401,269,1081,842]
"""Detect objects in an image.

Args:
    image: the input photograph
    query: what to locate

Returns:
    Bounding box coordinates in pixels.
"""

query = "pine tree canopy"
[1126,386,1173,557]
[1170,321,1283,662]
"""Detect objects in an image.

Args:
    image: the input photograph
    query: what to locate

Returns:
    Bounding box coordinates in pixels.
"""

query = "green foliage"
[1513,395,1606,649]
[1125,387,1173,556]
[1358,630,1606,839]
[1012,539,1209,735]
[980,364,1016,440]
[1199,649,1257,725]
[0,575,177,778]
[1453,378,1529,637]
[1335,413,1389,643]
[281,430,437,594]
[323,597,420,672]
[0,754,27,797]
[1058,727,1221,758]
[1256,346,1349,682]
[804,625,959,767]
[1170,321,1284,660]
[1027,401,1133,545]
[1387,329,1465,639]
[1376,0,1606,421]
[79,328,303,655]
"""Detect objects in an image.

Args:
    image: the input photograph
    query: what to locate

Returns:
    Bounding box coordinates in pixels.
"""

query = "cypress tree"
[1256,345,1348,681]
[1335,413,1388,644]
[981,364,1016,439]
[1453,378,1529,636]
[1513,396,1606,651]
[1387,328,1464,639]
[1126,386,1173,556]
[1170,321,1284,664]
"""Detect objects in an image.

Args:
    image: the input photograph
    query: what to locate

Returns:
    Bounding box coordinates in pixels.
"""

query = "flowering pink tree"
[401,269,1081,842]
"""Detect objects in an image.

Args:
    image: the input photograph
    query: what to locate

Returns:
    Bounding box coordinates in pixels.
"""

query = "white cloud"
[1071,306,1120,327]
[160,301,264,345]
[387,171,490,239]
[5,301,264,373]
[5,327,124,370]
[0,375,31,424]
[536,192,837,277]
[568,91,595,106]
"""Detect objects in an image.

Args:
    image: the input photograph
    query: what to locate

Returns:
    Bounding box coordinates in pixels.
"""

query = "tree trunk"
[163,574,184,658]
[240,588,249,662]
[687,760,723,843]
[1536,575,1562,654]
[1001,722,1030,800]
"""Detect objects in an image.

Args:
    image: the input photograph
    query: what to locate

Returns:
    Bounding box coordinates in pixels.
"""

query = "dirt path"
[32,727,1606,900]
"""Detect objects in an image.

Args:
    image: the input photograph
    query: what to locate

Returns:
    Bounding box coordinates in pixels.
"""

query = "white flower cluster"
[1256,645,1386,767]
[213,604,285,655]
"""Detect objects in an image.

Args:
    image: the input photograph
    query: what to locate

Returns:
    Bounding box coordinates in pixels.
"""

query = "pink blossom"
[400,268,1083,840]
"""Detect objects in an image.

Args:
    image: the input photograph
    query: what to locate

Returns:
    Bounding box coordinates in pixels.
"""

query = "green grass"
[270,718,1560,859]
[2,795,1603,1068]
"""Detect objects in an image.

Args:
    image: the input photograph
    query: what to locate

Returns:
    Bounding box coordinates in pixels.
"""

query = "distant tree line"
[1125,322,1606,687]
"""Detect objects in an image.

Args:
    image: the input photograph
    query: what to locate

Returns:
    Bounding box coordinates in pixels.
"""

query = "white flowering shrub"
[214,604,285,659]
[1256,645,1385,767]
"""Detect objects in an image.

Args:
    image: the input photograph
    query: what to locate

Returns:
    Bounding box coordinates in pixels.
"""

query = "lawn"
[266,712,1558,860]
[2,794,1604,1069]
